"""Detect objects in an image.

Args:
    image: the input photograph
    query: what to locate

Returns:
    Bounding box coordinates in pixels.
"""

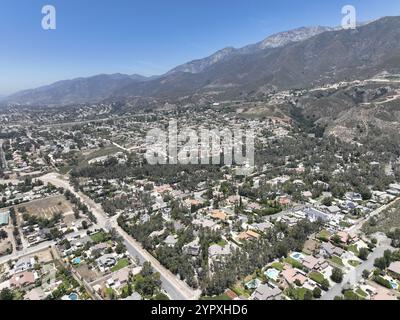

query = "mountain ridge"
[4,16,400,106]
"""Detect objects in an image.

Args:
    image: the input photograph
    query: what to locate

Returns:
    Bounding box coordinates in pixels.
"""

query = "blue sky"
[1,0,400,95]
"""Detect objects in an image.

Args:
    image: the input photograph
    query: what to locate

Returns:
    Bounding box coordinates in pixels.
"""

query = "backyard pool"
[265,268,280,281]
[72,257,81,265]
[290,252,304,261]
[69,293,79,301]
[389,279,399,290]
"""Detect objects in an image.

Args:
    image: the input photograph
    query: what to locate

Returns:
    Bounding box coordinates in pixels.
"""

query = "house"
[281,268,308,286]
[251,283,283,300]
[10,271,36,288]
[335,231,354,245]
[211,210,227,221]
[183,240,201,256]
[208,244,231,259]
[320,242,345,258]
[97,254,117,268]
[108,267,131,289]
[250,222,273,233]
[237,230,261,241]
[303,207,329,223]
[326,206,341,214]
[164,235,178,247]
[345,192,363,202]
[301,255,329,272]
[13,257,35,274]
[387,261,400,280]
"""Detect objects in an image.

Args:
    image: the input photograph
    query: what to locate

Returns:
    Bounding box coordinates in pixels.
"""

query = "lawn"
[90,231,108,244]
[111,258,130,272]
[231,286,251,298]
[356,288,368,298]
[286,287,311,300]
[200,294,231,300]
[284,257,304,270]
[309,271,326,284]
[347,245,359,256]
[270,262,285,271]
[348,260,361,267]
[317,230,330,242]
[329,255,344,267]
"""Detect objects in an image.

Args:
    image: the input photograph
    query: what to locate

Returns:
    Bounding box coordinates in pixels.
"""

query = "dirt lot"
[15,195,73,224]
[76,264,100,283]
[35,249,54,264]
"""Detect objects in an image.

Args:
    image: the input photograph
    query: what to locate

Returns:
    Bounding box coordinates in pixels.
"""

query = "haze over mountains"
[4,16,400,106]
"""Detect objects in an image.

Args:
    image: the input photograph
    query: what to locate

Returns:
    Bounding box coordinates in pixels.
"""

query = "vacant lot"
[362,201,400,234]
[76,264,100,283]
[15,195,73,224]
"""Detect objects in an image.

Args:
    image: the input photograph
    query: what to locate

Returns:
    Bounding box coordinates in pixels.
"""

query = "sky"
[1,0,400,95]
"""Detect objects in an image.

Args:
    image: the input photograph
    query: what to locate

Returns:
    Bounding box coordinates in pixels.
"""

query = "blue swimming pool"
[290,252,304,260]
[265,268,280,281]
[72,257,81,265]
[69,293,79,301]
[389,280,398,290]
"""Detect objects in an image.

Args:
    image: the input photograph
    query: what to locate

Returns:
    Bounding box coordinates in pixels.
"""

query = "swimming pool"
[72,257,81,265]
[389,279,399,290]
[265,268,280,281]
[290,252,304,261]
[69,293,79,301]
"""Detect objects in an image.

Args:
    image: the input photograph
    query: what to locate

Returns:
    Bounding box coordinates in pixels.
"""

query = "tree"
[81,220,88,230]
[358,248,369,261]
[331,267,344,283]
[0,229,7,240]
[0,288,14,300]
[313,287,322,298]
[362,269,370,279]
[374,257,387,270]
[304,290,313,300]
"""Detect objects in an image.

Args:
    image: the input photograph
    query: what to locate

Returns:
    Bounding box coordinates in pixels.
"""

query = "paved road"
[346,197,400,236]
[39,172,200,300]
[321,243,394,300]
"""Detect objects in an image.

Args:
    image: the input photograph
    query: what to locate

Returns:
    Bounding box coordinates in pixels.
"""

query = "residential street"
[38,172,200,300]
[321,241,394,300]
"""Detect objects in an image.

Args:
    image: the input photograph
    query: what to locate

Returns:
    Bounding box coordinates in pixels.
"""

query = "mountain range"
[4,16,400,106]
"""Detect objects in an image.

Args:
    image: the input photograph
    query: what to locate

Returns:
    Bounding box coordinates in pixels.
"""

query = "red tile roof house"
[10,271,36,288]
[281,268,308,287]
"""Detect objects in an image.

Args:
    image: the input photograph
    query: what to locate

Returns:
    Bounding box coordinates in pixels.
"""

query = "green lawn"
[317,230,330,242]
[270,262,285,271]
[200,294,231,301]
[348,260,361,267]
[111,258,130,272]
[90,231,108,244]
[284,257,304,270]
[309,271,326,284]
[356,288,368,298]
[286,287,311,300]
[231,286,251,298]
[347,245,359,256]
[329,255,344,267]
